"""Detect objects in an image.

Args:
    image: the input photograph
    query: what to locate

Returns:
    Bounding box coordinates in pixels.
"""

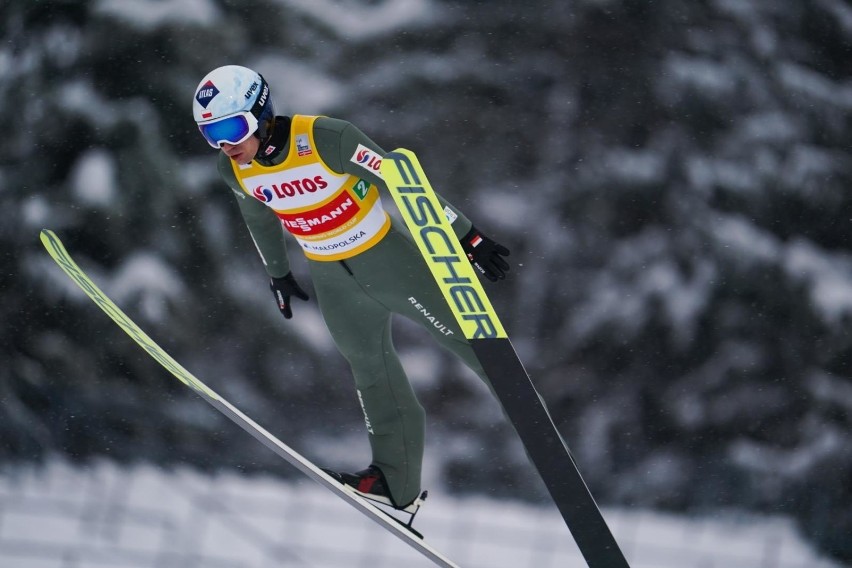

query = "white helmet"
[192,65,274,148]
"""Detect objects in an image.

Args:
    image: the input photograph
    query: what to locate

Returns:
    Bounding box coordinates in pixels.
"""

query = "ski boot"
[322,465,428,533]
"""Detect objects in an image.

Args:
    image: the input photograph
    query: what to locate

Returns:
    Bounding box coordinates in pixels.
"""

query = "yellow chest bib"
[231,115,390,261]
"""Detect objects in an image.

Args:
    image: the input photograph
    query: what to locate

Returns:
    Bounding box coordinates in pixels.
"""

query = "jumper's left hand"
[461,226,510,282]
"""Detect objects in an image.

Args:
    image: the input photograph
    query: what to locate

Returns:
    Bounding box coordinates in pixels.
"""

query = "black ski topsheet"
[381,150,631,568]
[39,229,460,568]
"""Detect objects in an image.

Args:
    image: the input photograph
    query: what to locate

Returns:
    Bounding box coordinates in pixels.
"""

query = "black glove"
[461,225,510,282]
[269,273,310,319]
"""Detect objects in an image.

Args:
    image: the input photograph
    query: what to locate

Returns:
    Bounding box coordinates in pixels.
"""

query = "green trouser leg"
[309,223,488,506]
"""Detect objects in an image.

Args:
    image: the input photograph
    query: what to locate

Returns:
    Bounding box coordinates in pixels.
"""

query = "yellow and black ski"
[381,149,631,568]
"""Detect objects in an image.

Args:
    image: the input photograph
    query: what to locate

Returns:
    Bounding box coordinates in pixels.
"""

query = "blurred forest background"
[1,0,851,563]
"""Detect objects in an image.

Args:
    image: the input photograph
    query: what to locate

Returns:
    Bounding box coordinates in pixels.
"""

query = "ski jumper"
[218,115,489,507]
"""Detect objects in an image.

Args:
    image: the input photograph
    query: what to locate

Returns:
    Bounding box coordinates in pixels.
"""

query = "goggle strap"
[250,75,270,119]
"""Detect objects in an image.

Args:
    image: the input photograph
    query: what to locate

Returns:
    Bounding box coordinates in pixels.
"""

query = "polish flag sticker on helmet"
[350,144,383,178]
[195,80,219,109]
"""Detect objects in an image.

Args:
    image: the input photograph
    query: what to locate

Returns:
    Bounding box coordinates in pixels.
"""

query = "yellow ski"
[39,229,459,568]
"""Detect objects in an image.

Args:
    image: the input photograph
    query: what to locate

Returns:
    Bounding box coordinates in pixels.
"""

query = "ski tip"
[39,229,55,246]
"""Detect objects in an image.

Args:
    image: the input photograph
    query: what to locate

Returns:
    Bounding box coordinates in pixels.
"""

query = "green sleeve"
[313,117,474,238]
[217,153,291,278]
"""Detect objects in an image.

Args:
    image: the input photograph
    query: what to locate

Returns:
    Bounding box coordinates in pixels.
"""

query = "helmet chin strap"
[255,116,291,163]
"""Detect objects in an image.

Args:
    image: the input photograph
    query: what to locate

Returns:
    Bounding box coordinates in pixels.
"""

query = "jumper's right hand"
[269,273,310,319]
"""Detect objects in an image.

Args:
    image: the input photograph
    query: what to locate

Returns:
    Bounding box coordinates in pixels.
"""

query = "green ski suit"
[218,115,489,507]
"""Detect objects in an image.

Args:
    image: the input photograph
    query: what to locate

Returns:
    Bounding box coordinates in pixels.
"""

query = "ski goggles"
[197,111,258,148]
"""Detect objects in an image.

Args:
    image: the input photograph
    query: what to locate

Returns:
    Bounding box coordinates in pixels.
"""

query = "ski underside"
[39,229,460,568]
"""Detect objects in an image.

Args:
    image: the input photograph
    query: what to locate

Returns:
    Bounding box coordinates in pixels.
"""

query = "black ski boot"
[322,465,426,514]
